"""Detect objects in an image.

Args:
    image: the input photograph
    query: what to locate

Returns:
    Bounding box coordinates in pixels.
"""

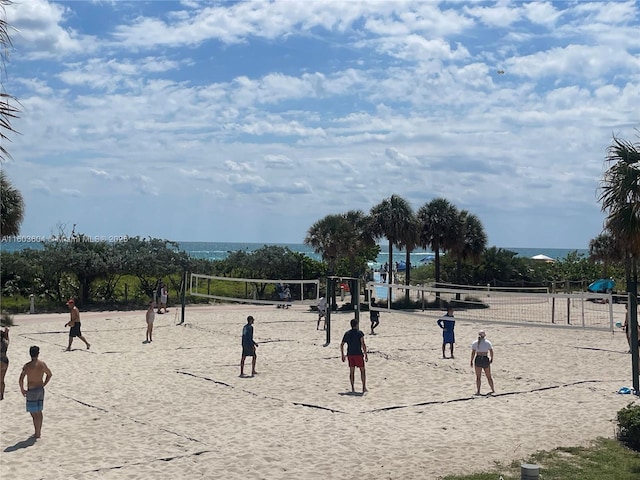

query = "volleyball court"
[367,281,616,331]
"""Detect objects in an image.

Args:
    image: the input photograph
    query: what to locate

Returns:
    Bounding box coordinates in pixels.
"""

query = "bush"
[1,313,14,327]
[617,403,640,451]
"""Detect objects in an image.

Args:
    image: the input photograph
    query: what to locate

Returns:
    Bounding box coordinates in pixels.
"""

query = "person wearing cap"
[470,329,494,395]
[437,306,456,358]
[65,299,91,351]
[19,345,52,439]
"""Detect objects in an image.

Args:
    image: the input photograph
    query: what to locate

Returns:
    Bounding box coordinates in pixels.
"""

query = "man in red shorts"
[340,319,368,393]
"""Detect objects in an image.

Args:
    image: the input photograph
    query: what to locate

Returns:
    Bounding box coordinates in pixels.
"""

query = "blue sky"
[2,0,639,248]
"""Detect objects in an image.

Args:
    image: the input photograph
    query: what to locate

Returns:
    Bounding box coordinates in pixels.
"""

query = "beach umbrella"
[531,254,555,262]
[419,253,435,264]
[587,278,615,293]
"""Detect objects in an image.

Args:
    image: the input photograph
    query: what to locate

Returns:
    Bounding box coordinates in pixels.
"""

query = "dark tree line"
[1,236,190,306]
[1,240,327,309]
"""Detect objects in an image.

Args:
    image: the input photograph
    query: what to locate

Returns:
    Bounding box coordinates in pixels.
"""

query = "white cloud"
[523,2,563,27]
[6,0,97,59]
[3,0,637,248]
[464,4,522,28]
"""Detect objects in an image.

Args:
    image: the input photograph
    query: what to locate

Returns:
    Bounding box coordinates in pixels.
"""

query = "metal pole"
[179,270,187,325]
[630,292,639,393]
[325,277,331,347]
[354,278,360,325]
[625,254,639,393]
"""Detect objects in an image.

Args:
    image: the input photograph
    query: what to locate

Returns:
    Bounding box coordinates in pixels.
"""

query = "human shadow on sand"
[4,437,37,452]
[338,391,366,397]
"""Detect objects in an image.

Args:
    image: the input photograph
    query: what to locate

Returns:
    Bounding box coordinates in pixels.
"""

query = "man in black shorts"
[240,316,258,376]
[340,319,368,393]
[65,299,90,351]
[369,298,380,334]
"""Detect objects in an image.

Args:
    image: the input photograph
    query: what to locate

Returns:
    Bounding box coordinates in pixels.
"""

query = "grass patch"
[441,438,640,480]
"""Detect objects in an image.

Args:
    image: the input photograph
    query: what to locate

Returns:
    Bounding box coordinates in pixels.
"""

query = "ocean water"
[0,240,588,265]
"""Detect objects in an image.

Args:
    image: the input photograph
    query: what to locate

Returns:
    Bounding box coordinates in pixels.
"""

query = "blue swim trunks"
[26,386,45,413]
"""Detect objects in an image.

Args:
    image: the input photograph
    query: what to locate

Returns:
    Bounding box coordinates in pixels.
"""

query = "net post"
[325,277,332,347]
[551,281,556,324]
[354,278,360,325]
[179,269,187,325]
[629,291,639,394]
[609,297,614,332]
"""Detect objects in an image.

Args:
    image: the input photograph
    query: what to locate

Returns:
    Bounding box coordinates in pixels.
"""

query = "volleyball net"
[189,273,320,306]
[367,282,615,331]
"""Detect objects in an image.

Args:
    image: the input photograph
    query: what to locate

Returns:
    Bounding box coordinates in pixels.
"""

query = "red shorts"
[347,355,365,368]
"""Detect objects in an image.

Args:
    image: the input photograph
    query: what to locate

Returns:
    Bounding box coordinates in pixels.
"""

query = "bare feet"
[86,343,90,350]
[363,388,368,393]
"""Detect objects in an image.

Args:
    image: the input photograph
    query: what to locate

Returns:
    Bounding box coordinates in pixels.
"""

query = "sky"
[1,0,638,248]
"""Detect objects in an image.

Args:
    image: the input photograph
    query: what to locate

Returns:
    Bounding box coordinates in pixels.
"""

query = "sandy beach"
[0,301,638,479]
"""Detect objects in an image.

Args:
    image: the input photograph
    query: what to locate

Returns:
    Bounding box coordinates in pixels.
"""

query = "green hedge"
[617,403,640,451]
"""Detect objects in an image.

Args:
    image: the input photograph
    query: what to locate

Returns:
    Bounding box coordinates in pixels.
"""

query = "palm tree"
[341,210,377,304]
[0,169,24,237]
[588,230,623,278]
[417,198,460,288]
[598,133,640,391]
[398,215,421,301]
[1,0,20,163]
[305,211,377,308]
[305,214,345,276]
[450,210,487,284]
[369,195,416,304]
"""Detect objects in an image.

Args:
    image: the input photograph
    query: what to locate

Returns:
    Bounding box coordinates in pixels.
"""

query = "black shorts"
[242,345,255,357]
[69,323,82,337]
[474,355,490,368]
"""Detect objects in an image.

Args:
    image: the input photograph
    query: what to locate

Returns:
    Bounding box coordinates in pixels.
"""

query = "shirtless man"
[19,346,52,439]
[65,299,90,351]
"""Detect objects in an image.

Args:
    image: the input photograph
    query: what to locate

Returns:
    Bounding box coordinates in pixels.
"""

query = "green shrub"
[1,312,14,327]
[617,403,640,451]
